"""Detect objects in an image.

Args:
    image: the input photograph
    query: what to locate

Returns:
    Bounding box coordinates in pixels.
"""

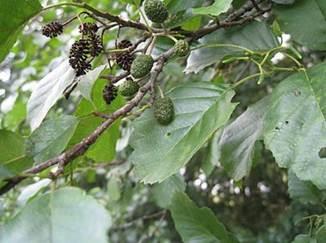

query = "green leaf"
[3,98,26,131]
[274,0,326,50]
[292,227,325,243]
[288,171,325,205]
[263,66,326,189]
[0,187,111,243]
[107,176,122,202]
[26,115,79,164]
[192,0,233,16]
[152,174,185,208]
[164,0,206,14]
[218,63,326,189]
[0,130,32,180]
[17,179,51,206]
[27,60,75,131]
[186,21,279,73]
[86,118,121,162]
[181,15,202,31]
[170,192,238,243]
[272,0,295,4]
[205,130,222,174]
[292,234,316,243]
[163,0,206,29]
[77,65,107,102]
[316,226,326,242]
[0,0,42,62]
[69,79,123,162]
[217,97,270,180]
[130,82,237,184]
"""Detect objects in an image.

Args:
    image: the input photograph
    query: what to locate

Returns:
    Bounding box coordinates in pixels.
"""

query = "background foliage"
[0,0,325,242]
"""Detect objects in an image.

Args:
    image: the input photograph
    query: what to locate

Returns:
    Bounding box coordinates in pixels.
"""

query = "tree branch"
[42,2,149,31]
[250,0,263,12]
[189,0,270,40]
[0,49,174,195]
[0,0,271,195]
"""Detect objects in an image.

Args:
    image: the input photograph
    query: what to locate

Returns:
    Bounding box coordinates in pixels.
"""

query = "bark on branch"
[0,0,270,195]
[0,49,174,195]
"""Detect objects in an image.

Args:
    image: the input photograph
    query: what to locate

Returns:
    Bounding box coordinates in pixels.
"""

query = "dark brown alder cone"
[103,83,118,104]
[88,34,103,57]
[42,22,63,38]
[79,23,99,36]
[115,40,135,71]
[69,39,92,76]
[69,34,102,76]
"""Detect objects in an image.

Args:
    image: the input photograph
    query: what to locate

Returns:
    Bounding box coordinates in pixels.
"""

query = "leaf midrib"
[34,121,78,162]
[143,91,230,182]
[314,0,326,23]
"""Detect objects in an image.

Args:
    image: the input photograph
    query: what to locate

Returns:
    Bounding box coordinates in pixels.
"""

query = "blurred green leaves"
[170,192,238,243]
[274,0,326,50]
[218,62,326,189]
[0,0,42,62]
[0,130,33,180]
[0,187,111,243]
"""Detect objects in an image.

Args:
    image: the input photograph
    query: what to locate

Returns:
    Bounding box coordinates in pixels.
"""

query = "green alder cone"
[154,97,175,125]
[130,54,154,79]
[174,40,190,57]
[119,79,140,97]
[144,0,169,23]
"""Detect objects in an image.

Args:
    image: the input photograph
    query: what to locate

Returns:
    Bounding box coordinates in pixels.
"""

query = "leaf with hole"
[218,62,326,189]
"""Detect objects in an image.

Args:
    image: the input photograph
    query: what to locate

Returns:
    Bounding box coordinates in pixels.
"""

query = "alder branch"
[0,49,174,195]
[228,0,265,21]
[190,0,270,40]
[250,0,263,12]
[0,1,271,195]
[41,2,150,31]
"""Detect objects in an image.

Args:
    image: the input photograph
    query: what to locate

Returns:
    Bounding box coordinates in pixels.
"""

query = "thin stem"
[232,73,261,88]
[146,36,157,55]
[138,5,152,33]
[271,66,297,72]
[251,59,265,84]
[62,16,78,26]
[80,11,110,27]
[157,85,164,98]
[282,52,303,67]
[166,35,178,43]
